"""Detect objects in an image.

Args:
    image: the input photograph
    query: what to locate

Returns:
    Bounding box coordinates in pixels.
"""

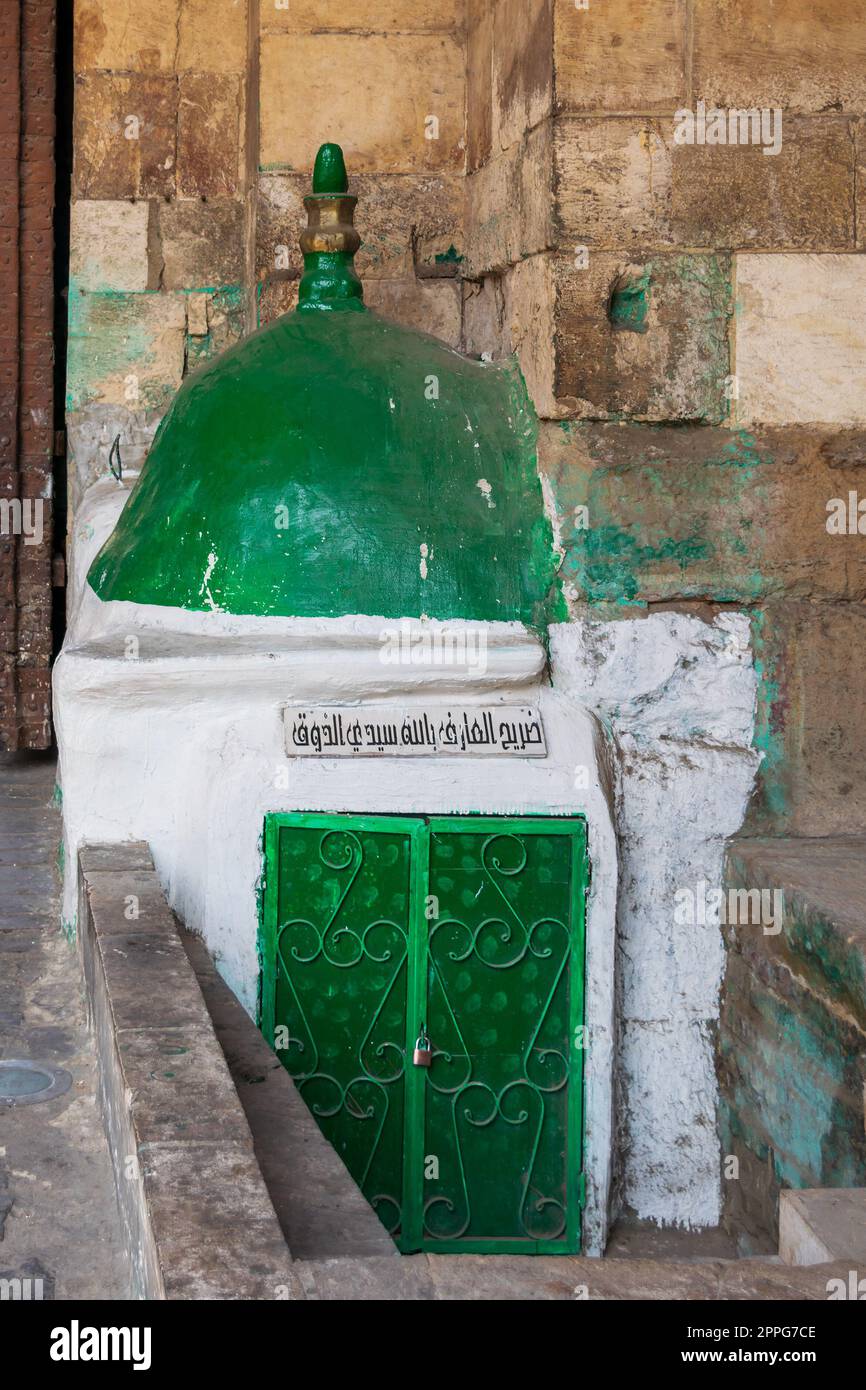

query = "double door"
[261,813,588,1254]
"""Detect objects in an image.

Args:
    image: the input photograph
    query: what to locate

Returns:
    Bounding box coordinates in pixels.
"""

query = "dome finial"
[297,142,364,312]
[312,143,348,195]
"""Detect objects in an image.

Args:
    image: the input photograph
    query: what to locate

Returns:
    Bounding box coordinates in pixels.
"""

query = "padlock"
[413,1025,433,1067]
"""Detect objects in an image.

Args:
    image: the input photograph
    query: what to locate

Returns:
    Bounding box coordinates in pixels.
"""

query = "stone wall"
[465,0,866,843]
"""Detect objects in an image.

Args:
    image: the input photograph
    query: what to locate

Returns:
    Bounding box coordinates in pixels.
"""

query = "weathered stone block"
[554,117,672,250]
[462,275,509,362]
[364,278,462,348]
[75,0,248,74]
[554,0,688,113]
[541,421,866,607]
[735,254,866,426]
[466,0,494,174]
[67,405,164,514]
[670,117,855,251]
[66,290,186,411]
[553,251,731,421]
[464,121,553,276]
[159,199,245,289]
[74,0,180,73]
[502,254,558,417]
[259,34,464,173]
[256,172,462,284]
[185,284,246,367]
[492,0,553,152]
[70,200,150,292]
[177,73,242,198]
[117,1025,254,1147]
[177,0,248,74]
[186,292,209,337]
[73,74,176,199]
[719,836,866,1247]
[261,0,463,31]
[693,0,866,112]
[747,603,866,836]
[98,932,213,1032]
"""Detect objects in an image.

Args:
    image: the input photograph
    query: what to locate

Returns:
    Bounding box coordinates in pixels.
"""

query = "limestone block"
[66,405,164,515]
[464,121,553,276]
[554,250,731,421]
[745,601,866,836]
[70,201,150,292]
[186,286,246,369]
[256,172,462,284]
[693,0,866,112]
[539,421,859,606]
[462,276,509,362]
[466,0,494,173]
[780,1190,866,1266]
[735,254,866,426]
[159,200,245,290]
[501,255,558,418]
[491,0,553,153]
[177,74,243,198]
[186,293,210,337]
[74,0,180,73]
[259,34,465,173]
[670,117,855,252]
[73,74,176,199]
[66,291,186,412]
[177,0,248,74]
[75,0,248,74]
[554,0,688,113]
[554,118,672,251]
[556,114,855,254]
[260,0,463,31]
[364,278,462,349]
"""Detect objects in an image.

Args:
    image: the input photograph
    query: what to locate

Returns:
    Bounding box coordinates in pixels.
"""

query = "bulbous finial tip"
[312,143,349,195]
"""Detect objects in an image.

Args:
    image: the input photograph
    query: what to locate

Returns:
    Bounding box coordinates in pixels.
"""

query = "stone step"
[719,835,866,1251]
[779,1188,866,1266]
[181,928,397,1262]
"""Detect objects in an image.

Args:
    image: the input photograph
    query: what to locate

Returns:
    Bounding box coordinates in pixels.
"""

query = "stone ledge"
[719,836,866,1252]
[780,1189,866,1267]
[79,842,300,1300]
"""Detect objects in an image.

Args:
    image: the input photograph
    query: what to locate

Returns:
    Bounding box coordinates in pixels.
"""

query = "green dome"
[87,149,559,628]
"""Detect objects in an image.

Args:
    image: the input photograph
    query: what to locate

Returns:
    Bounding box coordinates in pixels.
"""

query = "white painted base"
[58,480,762,1243]
[55,506,619,1254]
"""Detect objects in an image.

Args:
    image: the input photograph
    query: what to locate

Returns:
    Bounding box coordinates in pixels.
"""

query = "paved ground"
[0,752,129,1300]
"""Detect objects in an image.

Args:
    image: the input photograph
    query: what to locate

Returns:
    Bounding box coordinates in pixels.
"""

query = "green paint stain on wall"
[435,245,464,266]
[608,268,651,334]
[578,523,711,604]
[750,608,787,819]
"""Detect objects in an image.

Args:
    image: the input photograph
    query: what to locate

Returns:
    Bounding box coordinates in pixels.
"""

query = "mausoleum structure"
[55,146,619,1256]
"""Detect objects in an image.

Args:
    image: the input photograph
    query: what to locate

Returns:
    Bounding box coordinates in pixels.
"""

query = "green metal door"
[261,813,588,1254]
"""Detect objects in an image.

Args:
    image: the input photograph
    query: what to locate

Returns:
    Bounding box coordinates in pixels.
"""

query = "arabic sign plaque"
[284,706,547,758]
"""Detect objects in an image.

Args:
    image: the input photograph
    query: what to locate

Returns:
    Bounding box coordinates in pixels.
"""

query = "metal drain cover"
[0,1060,72,1106]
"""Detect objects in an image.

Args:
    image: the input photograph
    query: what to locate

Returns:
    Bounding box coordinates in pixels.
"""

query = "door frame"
[260,811,589,1255]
